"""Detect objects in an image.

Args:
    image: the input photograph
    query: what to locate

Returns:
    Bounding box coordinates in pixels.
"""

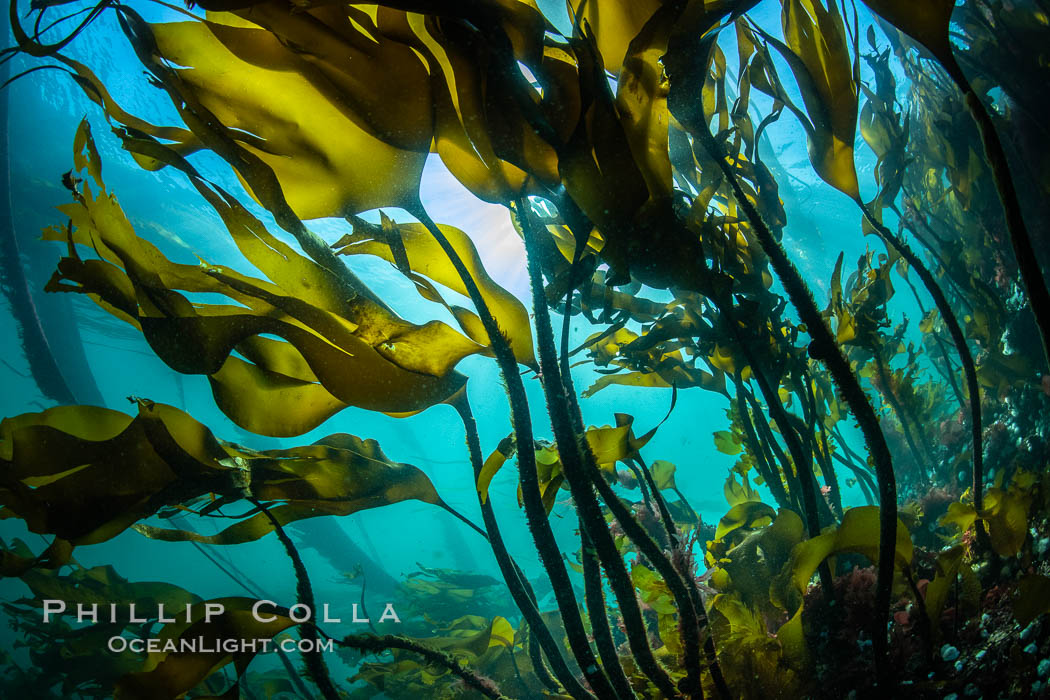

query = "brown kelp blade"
[750,0,861,199]
[858,0,956,76]
[146,17,429,219]
[48,120,475,436]
[0,401,456,557]
[334,214,537,368]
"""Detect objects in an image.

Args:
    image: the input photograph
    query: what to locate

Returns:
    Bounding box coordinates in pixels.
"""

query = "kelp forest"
[0,0,1049,697]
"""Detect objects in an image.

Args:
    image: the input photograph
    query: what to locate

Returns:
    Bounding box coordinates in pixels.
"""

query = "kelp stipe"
[664,12,900,679]
[516,201,680,699]
[2,0,1050,698]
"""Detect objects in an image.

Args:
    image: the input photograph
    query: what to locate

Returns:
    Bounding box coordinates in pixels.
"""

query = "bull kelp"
[1,0,1049,697]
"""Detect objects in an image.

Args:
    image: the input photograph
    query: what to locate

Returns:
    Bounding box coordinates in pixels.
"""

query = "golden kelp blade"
[557,26,652,285]
[705,508,807,695]
[475,438,564,515]
[563,1,677,201]
[615,2,677,200]
[771,506,912,666]
[213,3,434,152]
[938,472,1035,558]
[477,434,516,505]
[476,412,669,514]
[372,6,558,203]
[0,561,204,694]
[0,401,236,546]
[743,2,860,200]
[149,18,428,219]
[50,121,473,435]
[568,0,663,76]
[713,508,804,611]
[648,459,678,490]
[334,215,538,368]
[172,158,485,380]
[778,0,861,199]
[20,563,202,619]
[712,500,775,542]
[0,536,73,577]
[139,435,447,544]
[0,401,456,555]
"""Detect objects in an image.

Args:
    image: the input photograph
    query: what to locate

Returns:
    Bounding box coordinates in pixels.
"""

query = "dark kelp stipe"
[2,0,1050,698]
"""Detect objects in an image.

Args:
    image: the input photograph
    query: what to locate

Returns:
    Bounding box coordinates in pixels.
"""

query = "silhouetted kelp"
[1,0,1049,698]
